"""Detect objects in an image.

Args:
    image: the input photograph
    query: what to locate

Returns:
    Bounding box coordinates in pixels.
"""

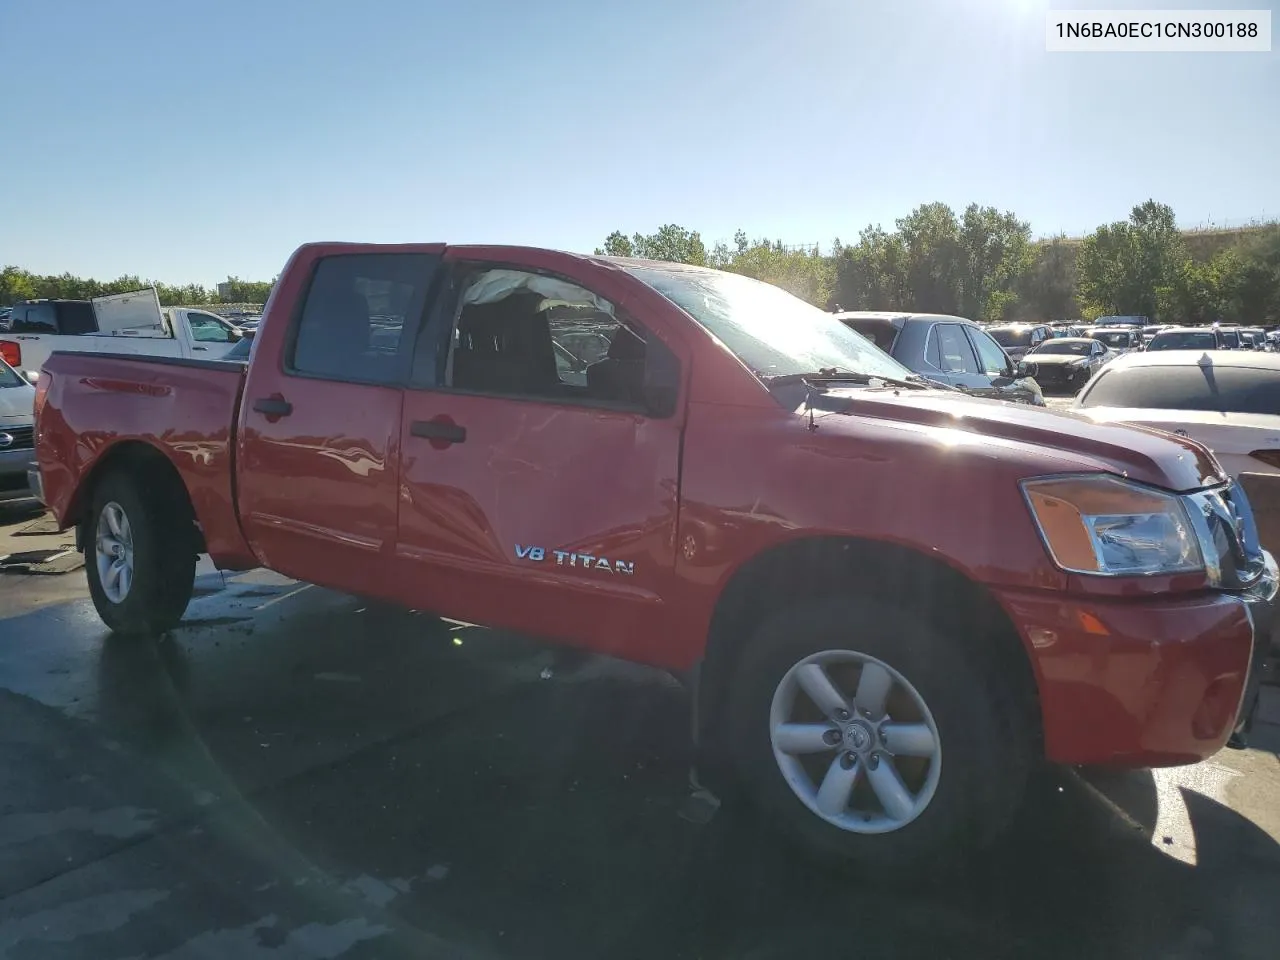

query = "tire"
[726,596,1031,877]
[85,469,197,636]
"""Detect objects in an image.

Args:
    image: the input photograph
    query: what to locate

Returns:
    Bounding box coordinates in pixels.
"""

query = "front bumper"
[995,553,1277,767]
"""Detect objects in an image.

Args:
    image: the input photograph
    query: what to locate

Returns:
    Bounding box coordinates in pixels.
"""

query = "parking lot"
[0,503,1277,960]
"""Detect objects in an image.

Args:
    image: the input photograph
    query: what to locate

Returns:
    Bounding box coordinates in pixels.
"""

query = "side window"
[935,324,980,375]
[188,312,235,343]
[290,253,439,384]
[926,326,941,368]
[968,328,1010,376]
[446,268,652,409]
[13,304,56,333]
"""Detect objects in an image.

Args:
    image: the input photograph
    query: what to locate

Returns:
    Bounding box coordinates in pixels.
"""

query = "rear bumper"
[995,555,1277,767]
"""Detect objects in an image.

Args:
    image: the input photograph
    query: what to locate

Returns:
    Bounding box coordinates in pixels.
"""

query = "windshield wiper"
[763,369,930,391]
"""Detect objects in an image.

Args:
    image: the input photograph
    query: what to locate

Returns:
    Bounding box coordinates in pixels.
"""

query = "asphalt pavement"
[2,503,1279,959]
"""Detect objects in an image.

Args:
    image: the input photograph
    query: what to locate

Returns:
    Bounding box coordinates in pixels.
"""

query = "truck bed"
[37,351,256,567]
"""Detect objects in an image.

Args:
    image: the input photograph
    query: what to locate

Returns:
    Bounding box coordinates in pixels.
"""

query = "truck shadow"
[3,591,1278,959]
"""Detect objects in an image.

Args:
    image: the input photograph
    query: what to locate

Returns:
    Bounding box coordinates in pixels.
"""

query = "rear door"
[926,322,991,395]
[236,246,442,595]
[391,248,688,662]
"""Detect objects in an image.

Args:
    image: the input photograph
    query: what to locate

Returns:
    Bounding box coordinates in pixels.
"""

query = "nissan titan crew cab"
[32,243,1277,872]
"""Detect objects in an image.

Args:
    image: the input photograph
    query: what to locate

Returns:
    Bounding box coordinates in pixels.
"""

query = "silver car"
[0,358,37,503]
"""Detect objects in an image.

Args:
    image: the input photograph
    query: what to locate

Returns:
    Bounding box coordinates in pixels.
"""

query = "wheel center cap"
[845,721,873,752]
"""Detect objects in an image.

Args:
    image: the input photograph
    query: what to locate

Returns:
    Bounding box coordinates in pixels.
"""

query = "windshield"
[0,359,24,387]
[1032,341,1091,356]
[988,328,1032,347]
[623,265,911,381]
[1148,331,1217,351]
[1219,330,1241,348]
[1080,364,1280,414]
[1093,331,1131,348]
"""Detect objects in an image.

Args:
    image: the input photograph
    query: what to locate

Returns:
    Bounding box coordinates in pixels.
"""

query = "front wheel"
[727,597,1031,875]
[85,470,196,636]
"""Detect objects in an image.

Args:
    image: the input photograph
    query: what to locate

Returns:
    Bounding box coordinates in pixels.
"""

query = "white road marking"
[252,583,312,611]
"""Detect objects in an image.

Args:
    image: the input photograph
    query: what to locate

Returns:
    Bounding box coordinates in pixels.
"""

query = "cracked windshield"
[2,1,1279,958]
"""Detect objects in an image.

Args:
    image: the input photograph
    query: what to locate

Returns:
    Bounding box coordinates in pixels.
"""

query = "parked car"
[35,243,1276,872]
[1093,315,1149,329]
[1239,327,1268,351]
[1049,324,1085,339]
[1141,324,1164,345]
[1,289,244,380]
[834,312,1043,405]
[1072,350,1280,565]
[1145,327,1224,352]
[1090,327,1142,354]
[0,356,36,503]
[1214,324,1243,350]
[1022,337,1108,394]
[1074,351,1280,480]
[984,323,1054,361]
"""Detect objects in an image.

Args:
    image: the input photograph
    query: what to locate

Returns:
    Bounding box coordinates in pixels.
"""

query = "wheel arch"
[70,441,204,555]
[696,535,1042,758]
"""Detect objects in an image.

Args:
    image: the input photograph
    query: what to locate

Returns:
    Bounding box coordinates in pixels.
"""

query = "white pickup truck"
[0,289,244,381]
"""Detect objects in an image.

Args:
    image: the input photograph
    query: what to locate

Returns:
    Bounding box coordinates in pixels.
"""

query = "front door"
[236,246,441,595]
[390,250,687,664]
[967,325,1026,401]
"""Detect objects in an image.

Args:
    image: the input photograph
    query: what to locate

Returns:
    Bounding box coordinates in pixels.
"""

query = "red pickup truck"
[32,243,1276,871]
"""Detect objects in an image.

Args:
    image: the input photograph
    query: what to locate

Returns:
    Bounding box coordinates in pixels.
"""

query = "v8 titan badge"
[515,544,635,576]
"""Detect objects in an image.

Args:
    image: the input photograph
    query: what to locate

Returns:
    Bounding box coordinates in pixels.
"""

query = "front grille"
[1189,482,1268,588]
[0,426,33,451]
[0,473,27,492]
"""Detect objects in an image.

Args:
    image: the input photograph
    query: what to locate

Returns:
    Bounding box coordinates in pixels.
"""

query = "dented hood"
[819,389,1225,492]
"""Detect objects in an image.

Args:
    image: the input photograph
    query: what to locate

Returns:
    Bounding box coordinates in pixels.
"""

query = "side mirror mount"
[643,382,678,419]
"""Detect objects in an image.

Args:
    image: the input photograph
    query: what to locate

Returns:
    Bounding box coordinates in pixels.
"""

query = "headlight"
[1022,475,1203,576]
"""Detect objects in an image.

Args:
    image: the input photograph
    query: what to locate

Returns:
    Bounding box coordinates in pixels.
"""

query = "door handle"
[252,397,293,417]
[192,345,208,352]
[411,419,466,444]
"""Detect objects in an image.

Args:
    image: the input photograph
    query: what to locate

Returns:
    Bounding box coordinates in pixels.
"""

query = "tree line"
[0,267,273,308]
[6,200,1277,325]
[598,200,1280,325]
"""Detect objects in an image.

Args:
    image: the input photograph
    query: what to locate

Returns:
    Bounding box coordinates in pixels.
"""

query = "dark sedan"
[1024,337,1109,394]
[835,311,1044,405]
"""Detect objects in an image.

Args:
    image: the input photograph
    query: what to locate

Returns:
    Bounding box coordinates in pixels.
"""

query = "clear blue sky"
[2,0,1277,284]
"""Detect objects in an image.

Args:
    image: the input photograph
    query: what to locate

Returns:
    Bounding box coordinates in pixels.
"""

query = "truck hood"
[817,389,1225,492]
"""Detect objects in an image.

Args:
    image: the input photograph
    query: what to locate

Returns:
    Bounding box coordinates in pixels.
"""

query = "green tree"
[1016,236,1080,321]
[1077,200,1185,320]
[594,231,635,257]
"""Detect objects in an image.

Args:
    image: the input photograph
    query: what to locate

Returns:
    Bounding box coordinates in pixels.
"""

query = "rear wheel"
[727,596,1030,875]
[85,470,196,636]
